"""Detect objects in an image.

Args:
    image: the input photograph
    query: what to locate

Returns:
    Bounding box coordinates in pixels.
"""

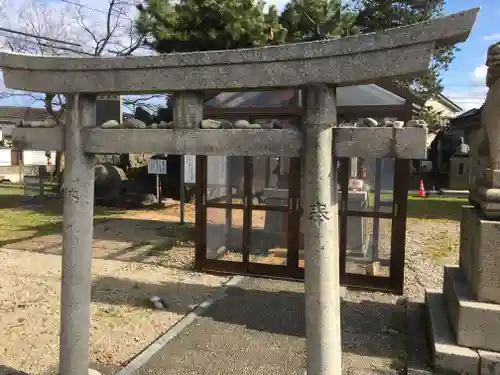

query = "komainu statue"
[470,41,500,217]
[483,42,500,169]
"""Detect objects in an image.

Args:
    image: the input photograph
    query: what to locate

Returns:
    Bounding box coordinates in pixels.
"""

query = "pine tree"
[136,0,286,53]
[279,0,358,42]
[135,0,453,108]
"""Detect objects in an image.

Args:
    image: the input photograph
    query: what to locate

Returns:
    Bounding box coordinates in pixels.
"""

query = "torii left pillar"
[302,84,342,374]
[59,93,98,375]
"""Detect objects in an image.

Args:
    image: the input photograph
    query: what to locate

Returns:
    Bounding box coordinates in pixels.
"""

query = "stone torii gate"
[0,9,477,375]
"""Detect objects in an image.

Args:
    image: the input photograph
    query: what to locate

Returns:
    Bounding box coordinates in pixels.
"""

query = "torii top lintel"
[0,8,479,94]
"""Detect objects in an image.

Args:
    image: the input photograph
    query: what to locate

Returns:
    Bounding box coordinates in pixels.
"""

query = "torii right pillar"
[302,84,341,375]
[426,42,500,375]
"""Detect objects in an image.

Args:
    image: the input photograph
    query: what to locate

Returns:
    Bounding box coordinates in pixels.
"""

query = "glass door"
[338,157,409,294]
[245,156,301,278]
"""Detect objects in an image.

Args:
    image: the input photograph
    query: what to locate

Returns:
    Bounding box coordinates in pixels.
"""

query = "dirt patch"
[3,203,198,268]
[121,202,196,223]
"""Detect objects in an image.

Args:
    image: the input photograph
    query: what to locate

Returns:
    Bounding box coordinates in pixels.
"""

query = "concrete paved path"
[134,277,306,375]
[129,276,407,375]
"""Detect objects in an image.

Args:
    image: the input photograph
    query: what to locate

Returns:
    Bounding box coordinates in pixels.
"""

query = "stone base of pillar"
[425,205,500,374]
[469,176,500,219]
[425,288,500,375]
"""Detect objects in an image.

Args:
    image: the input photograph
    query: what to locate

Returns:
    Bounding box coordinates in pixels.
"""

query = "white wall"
[0,149,11,166]
[22,151,56,166]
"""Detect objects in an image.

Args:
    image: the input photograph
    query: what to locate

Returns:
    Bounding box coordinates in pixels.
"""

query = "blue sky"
[437,0,499,111]
[0,0,498,113]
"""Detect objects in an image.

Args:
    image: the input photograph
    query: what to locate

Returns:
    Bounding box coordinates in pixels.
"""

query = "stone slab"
[0,9,479,93]
[479,350,500,374]
[333,127,427,159]
[440,189,469,198]
[459,205,477,290]
[86,128,303,156]
[11,126,428,159]
[443,266,500,353]
[405,300,434,375]
[425,290,479,375]
[12,127,63,152]
[458,206,500,304]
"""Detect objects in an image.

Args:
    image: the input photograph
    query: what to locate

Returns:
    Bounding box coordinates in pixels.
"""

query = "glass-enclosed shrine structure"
[194,82,425,294]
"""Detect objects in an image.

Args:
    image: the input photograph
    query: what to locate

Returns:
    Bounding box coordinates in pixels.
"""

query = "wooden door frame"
[196,154,410,293]
[194,154,303,279]
[337,157,409,294]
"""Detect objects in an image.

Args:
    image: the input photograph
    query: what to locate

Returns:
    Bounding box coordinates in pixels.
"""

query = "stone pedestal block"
[459,206,479,291]
[479,350,500,374]
[443,266,500,352]
[459,206,500,304]
[469,183,500,219]
[425,290,480,375]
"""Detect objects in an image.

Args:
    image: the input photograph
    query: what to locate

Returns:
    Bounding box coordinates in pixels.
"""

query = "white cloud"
[444,86,488,113]
[471,64,488,84]
[484,33,500,42]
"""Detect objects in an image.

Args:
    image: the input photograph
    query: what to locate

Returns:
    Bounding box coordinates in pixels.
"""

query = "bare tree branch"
[0,0,159,114]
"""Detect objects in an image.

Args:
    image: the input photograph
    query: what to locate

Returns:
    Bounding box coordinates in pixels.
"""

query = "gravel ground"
[0,203,231,375]
[404,218,460,301]
[341,217,460,373]
[0,195,461,374]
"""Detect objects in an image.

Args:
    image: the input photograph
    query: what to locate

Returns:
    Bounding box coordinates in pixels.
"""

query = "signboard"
[348,177,364,191]
[24,174,44,198]
[148,159,167,175]
[184,155,196,184]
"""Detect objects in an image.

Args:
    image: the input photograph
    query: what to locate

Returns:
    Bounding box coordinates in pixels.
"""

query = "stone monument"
[0,9,477,375]
[426,41,500,375]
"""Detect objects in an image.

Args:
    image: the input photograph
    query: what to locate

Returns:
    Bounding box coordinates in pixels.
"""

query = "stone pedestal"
[460,207,500,304]
[469,169,500,219]
[345,191,368,257]
[426,206,500,374]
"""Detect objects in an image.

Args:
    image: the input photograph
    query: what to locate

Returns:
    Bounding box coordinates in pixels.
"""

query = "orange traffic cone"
[419,180,426,198]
